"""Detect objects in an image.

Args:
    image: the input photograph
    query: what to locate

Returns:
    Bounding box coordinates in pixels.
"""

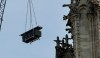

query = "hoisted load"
[21,26,42,43]
[20,0,42,43]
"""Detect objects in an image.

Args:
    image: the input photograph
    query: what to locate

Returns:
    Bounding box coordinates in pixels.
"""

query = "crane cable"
[29,0,32,29]
[30,0,38,26]
[25,0,38,31]
[25,0,28,31]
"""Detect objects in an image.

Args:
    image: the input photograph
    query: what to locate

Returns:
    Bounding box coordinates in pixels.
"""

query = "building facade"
[55,0,100,58]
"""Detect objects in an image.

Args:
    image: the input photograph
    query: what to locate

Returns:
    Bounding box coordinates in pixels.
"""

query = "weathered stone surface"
[64,0,100,58]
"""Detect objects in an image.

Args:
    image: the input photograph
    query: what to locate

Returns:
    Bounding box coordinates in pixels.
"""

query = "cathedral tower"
[64,0,100,58]
[55,0,100,58]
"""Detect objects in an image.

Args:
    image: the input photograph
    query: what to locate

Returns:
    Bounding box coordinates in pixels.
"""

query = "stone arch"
[78,5,88,13]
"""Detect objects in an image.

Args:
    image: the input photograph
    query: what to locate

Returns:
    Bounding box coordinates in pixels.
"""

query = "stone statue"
[54,36,61,47]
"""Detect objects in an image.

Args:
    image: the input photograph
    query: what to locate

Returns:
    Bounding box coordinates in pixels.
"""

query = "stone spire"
[54,35,74,58]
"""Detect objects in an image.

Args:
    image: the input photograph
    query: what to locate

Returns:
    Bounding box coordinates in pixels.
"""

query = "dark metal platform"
[20,26,42,43]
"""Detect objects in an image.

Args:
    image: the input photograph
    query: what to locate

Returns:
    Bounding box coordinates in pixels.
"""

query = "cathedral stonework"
[55,0,100,58]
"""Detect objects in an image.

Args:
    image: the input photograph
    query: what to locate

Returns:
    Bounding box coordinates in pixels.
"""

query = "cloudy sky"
[0,0,70,58]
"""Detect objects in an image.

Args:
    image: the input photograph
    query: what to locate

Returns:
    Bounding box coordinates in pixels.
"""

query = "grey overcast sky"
[0,0,71,58]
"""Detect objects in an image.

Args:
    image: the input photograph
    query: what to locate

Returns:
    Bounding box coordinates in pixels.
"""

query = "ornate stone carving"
[91,0,100,6]
[55,34,74,58]
[62,0,100,58]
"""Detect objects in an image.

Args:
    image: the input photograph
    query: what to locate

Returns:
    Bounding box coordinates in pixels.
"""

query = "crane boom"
[0,0,6,30]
